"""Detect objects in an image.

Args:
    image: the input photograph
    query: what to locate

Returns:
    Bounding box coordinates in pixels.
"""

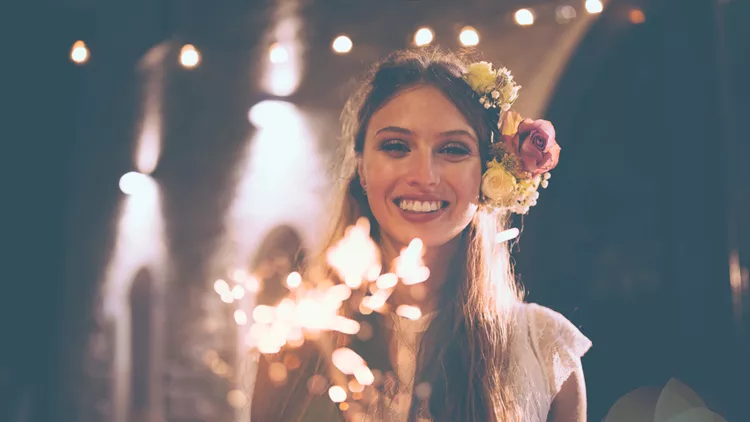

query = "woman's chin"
[390,228,462,251]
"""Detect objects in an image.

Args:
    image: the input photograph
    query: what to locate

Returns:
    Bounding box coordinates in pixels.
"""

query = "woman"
[251,48,591,422]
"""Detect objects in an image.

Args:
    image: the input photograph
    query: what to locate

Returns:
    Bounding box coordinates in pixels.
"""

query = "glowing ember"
[332,316,361,335]
[283,353,302,370]
[214,279,230,295]
[231,284,245,299]
[268,362,288,383]
[275,298,296,320]
[286,271,302,288]
[375,273,398,289]
[258,336,281,354]
[252,305,275,324]
[231,268,249,282]
[227,389,247,409]
[327,284,352,302]
[245,275,260,292]
[348,379,365,393]
[329,385,348,403]
[327,218,380,288]
[396,305,422,320]
[394,238,430,285]
[234,309,248,325]
[353,366,375,386]
[212,218,442,403]
[361,289,391,311]
[332,347,366,375]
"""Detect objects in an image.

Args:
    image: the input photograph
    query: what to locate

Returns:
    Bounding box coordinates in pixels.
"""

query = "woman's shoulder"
[513,302,592,395]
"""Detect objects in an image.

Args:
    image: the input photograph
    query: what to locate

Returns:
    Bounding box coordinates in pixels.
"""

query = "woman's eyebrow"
[375,126,476,141]
[375,126,414,136]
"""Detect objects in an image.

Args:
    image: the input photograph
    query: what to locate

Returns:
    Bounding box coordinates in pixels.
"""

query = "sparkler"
[213,217,433,415]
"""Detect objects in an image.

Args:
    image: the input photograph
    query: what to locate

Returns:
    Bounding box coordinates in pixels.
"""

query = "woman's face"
[359,85,482,250]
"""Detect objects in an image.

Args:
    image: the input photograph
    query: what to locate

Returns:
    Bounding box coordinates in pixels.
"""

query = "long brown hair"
[251,47,525,422]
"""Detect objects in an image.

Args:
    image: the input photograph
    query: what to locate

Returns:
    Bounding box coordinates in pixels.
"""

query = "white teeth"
[397,199,444,213]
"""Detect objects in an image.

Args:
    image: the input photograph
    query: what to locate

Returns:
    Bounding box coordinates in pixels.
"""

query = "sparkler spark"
[212,218,437,405]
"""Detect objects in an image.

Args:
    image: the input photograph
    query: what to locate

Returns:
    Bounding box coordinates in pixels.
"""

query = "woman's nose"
[406,152,440,188]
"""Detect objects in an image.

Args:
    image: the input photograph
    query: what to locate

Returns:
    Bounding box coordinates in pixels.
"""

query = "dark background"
[3,0,749,421]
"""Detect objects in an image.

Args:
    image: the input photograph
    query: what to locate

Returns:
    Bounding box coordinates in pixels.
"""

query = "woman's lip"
[393,198,450,207]
[394,196,447,203]
[392,201,448,223]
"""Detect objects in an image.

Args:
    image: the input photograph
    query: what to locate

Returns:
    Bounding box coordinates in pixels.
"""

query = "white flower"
[481,162,517,205]
[465,62,497,93]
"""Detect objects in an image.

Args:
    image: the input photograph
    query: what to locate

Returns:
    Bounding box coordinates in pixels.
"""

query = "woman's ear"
[357,157,366,191]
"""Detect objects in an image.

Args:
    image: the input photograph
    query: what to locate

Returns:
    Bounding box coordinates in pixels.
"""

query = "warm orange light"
[585,0,603,14]
[179,44,200,68]
[629,9,646,24]
[332,35,353,54]
[459,27,479,46]
[414,27,434,46]
[514,9,535,26]
[70,40,89,64]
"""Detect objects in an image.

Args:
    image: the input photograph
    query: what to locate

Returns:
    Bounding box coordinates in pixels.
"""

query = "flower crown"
[462,61,562,215]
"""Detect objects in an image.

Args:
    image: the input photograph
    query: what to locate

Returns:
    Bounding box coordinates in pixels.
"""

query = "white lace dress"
[362,302,592,422]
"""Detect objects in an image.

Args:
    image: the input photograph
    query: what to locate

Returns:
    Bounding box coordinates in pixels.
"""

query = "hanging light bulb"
[413,27,434,47]
[179,44,200,68]
[332,35,353,54]
[70,40,89,64]
[585,0,604,14]
[458,27,479,47]
[514,9,535,26]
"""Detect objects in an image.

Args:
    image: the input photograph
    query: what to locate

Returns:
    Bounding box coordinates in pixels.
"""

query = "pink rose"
[504,118,561,176]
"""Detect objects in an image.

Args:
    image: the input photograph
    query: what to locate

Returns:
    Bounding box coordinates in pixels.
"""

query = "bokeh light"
[585,0,604,14]
[414,27,434,46]
[332,35,353,54]
[70,40,89,64]
[459,27,479,46]
[179,44,200,68]
[515,9,535,26]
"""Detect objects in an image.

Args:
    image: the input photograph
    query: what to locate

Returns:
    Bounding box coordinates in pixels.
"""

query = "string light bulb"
[414,27,434,47]
[585,0,604,14]
[459,26,480,46]
[180,44,200,68]
[332,35,353,54]
[514,9,535,26]
[629,9,646,24]
[70,40,89,64]
[555,5,578,23]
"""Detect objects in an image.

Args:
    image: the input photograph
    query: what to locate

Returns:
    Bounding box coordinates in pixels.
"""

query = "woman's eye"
[441,143,471,156]
[379,140,410,154]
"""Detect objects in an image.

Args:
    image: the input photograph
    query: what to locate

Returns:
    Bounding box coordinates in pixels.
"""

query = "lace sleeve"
[526,303,592,397]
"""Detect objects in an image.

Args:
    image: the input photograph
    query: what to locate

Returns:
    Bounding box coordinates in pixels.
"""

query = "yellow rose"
[465,61,497,94]
[500,110,523,136]
[481,162,517,205]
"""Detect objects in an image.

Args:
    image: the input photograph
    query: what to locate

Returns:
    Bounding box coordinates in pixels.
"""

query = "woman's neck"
[379,234,462,314]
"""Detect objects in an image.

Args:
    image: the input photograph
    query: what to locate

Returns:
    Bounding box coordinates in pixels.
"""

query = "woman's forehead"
[367,85,477,138]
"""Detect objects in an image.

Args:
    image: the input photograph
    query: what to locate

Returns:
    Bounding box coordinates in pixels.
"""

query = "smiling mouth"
[393,198,449,213]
